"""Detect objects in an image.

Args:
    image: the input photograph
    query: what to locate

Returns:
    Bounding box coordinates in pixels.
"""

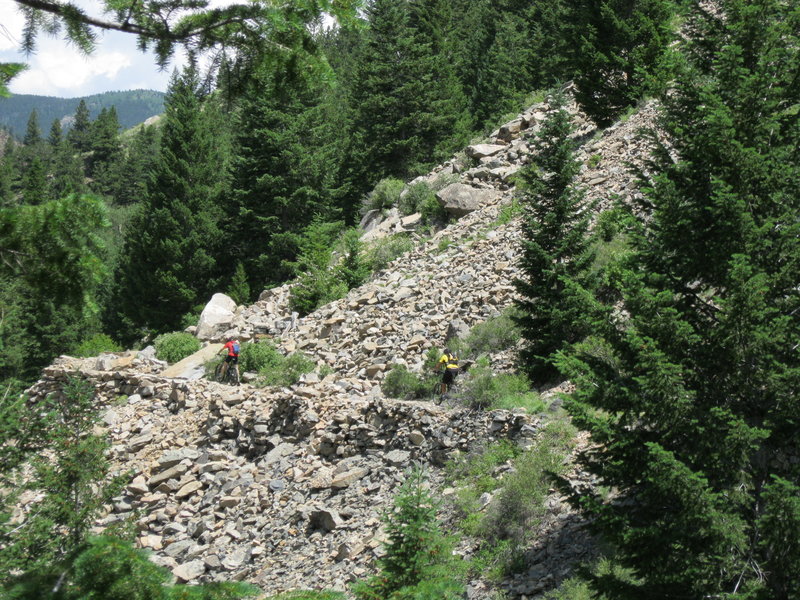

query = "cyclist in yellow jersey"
[437,348,460,395]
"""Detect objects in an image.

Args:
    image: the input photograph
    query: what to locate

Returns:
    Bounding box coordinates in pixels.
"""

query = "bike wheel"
[228,367,240,386]
[214,362,225,382]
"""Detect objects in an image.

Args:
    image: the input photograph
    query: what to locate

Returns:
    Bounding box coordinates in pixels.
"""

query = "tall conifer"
[514,91,594,382]
[559,1,800,596]
[112,66,226,336]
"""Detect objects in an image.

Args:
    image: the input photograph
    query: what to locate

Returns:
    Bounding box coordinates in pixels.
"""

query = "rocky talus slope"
[19,91,658,599]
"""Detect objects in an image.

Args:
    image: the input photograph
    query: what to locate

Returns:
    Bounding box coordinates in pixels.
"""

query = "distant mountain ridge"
[0,90,165,138]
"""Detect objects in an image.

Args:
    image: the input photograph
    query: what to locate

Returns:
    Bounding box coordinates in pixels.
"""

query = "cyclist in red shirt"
[218,337,241,384]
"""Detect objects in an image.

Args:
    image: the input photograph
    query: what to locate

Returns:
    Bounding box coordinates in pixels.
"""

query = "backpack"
[232,342,240,354]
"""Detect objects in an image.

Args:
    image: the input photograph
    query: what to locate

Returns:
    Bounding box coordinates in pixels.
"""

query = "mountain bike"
[214,360,240,385]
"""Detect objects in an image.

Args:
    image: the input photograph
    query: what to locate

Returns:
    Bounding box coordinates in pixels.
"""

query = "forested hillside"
[1,0,799,598]
[0,90,165,138]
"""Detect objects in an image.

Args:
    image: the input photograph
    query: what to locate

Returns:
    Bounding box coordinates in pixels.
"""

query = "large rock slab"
[436,184,501,217]
[196,293,237,340]
[159,343,222,379]
[466,143,506,159]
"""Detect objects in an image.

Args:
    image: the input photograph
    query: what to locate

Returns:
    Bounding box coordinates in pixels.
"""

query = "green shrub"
[154,332,200,364]
[258,352,315,388]
[419,192,447,225]
[364,235,415,273]
[239,340,282,373]
[226,261,251,305]
[399,182,435,216]
[382,365,431,399]
[458,359,531,410]
[336,228,370,289]
[364,178,405,213]
[289,269,349,316]
[72,334,123,358]
[179,305,205,331]
[587,154,602,169]
[447,440,521,494]
[463,309,522,357]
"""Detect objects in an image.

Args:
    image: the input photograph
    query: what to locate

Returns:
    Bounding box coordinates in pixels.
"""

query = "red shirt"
[223,340,239,356]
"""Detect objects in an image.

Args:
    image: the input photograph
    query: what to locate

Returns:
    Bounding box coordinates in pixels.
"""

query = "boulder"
[436,184,500,217]
[196,293,237,340]
[466,144,506,159]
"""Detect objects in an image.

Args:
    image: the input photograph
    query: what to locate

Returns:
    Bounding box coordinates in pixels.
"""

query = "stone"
[148,464,189,489]
[196,293,237,340]
[175,480,204,499]
[466,144,506,159]
[173,560,206,582]
[127,433,153,452]
[331,468,369,489]
[384,450,410,466]
[310,509,343,532]
[436,184,501,218]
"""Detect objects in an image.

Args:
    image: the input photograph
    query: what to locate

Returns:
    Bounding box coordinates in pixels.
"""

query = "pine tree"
[67,99,92,153]
[112,124,159,205]
[0,139,17,206]
[112,66,227,336]
[48,140,86,199]
[348,0,470,187]
[226,64,348,290]
[513,91,594,383]
[21,155,47,205]
[558,1,800,596]
[47,118,62,147]
[22,109,42,148]
[566,0,676,126]
[87,106,123,195]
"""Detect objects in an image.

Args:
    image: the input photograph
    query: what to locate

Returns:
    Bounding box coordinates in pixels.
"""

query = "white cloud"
[0,1,26,51]
[0,0,178,96]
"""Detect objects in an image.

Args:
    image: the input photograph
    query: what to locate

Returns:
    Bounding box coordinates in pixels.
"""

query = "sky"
[0,0,180,97]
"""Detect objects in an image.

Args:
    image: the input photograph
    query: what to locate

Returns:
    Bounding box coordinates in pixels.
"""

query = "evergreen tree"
[21,155,47,205]
[0,194,109,380]
[112,124,160,205]
[513,91,594,382]
[67,99,92,153]
[87,106,123,195]
[0,139,17,206]
[22,109,42,148]
[49,140,87,200]
[566,0,676,125]
[559,1,800,596]
[226,64,348,290]
[47,118,62,147]
[348,0,470,188]
[112,66,227,336]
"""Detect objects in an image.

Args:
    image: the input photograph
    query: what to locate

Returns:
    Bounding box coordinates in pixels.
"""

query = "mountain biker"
[437,348,459,395]
[218,337,241,384]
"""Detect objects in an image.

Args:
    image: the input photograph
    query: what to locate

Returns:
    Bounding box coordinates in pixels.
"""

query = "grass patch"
[493,198,523,227]
[461,308,522,358]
